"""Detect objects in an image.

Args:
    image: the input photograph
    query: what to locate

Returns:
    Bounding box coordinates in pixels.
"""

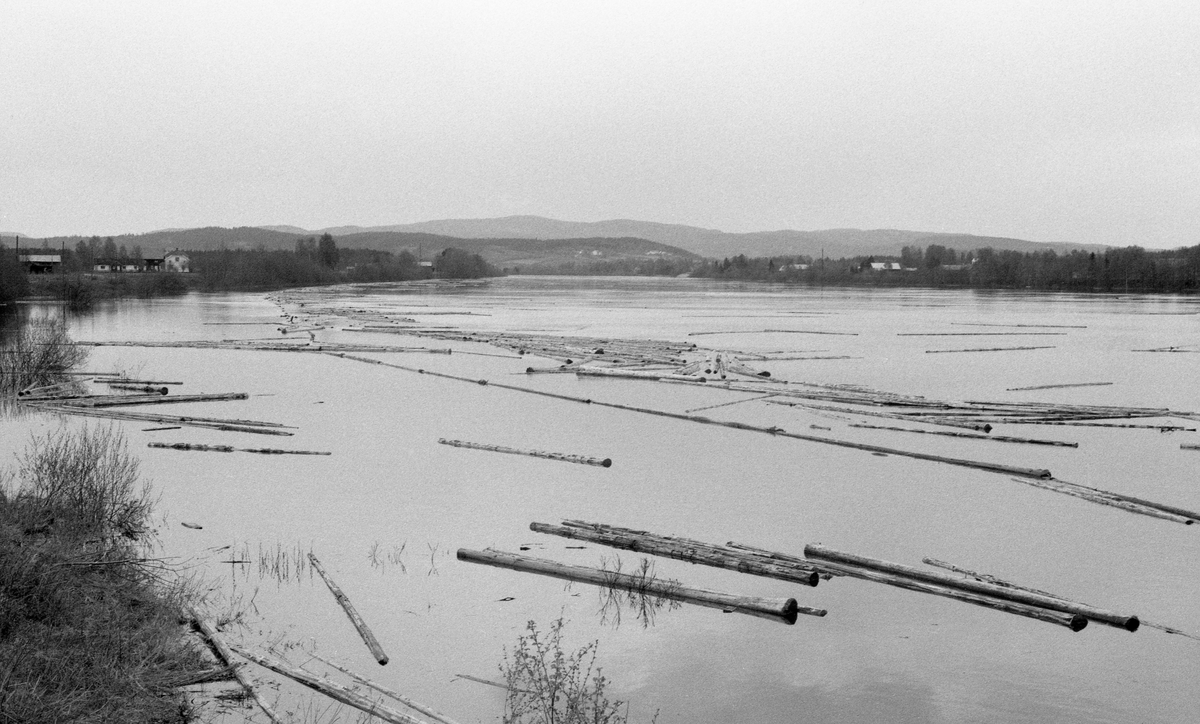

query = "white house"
[164,252,190,273]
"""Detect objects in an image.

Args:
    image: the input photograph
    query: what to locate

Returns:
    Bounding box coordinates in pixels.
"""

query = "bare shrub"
[16,423,153,542]
[0,317,88,397]
[501,618,642,724]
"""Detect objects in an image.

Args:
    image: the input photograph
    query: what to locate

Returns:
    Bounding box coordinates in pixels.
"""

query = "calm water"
[3,277,1198,723]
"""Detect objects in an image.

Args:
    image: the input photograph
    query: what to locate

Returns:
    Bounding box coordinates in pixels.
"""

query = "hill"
[29,226,698,270]
[290,216,1107,260]
[26,217,1107,264]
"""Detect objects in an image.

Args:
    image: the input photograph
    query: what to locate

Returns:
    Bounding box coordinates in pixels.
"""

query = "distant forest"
[1,234,499,307]
[691,243,1200,294]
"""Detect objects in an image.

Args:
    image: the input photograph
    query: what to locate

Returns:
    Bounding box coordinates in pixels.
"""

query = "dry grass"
[0,425,220,723]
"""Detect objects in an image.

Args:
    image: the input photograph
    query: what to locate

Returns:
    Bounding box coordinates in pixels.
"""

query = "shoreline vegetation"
[0,424,224,722]
[3,234,499,310]
[5,233,1200,309]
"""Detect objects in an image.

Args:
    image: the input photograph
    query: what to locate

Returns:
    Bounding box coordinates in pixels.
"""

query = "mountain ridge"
[264,215,1108,259]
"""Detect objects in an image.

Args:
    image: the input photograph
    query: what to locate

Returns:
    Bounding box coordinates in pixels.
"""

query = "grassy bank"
[0,424,222,722]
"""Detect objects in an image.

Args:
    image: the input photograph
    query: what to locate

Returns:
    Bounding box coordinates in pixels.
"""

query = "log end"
[805,570,820,587]
[1123,616,1140,632]
[1069,615,1089,632]
[601,458,612,468]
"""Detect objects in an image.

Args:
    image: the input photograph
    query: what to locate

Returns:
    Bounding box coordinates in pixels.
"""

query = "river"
[2,276,1198,723]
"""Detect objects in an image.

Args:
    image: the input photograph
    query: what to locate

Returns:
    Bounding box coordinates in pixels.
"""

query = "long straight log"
[898,332,1066,337]
[147,442,331,455]
[926,346,1056,354]
[1006,382,1113,392]
[308,553,389,664]
[438,438,611,467]
[307,652,462,724]
[530,522,820,587]
[768,400,995,433]
[190,614,283,724]
[923,558,1200,640]
[721,545,1084,630]
[61,392,249,408]
[456,548,814,624]
[805,544,1137,631]
[848,423,1078,447]
[576,367,706,383]
[105,383,169,394]
[229,646,425,724]
[1008,476,1200,524]
[27,404,295,436]
[1182,443,1200,450]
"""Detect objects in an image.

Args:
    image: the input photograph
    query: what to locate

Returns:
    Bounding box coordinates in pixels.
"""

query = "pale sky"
[2,1,1197,248]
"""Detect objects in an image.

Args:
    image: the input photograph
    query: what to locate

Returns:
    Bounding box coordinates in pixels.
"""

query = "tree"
[101,237,118,260]
[317,233,339,268]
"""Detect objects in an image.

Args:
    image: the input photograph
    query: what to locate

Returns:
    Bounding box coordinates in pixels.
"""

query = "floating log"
[147,442,330,455]
[149,442,234,452]
[1182,443,1200,451]
[307,652,462,724]
[1007,382,1113,392]
[686,394,778,414]
[241,447,331,455]
[308,553,389,665]
[530,521,820,587]
[106,383,169,394]
[456,548,814,624]
[922,558,1069,600]
[576,367,706,383]
[1028,422,1194,431]
[768,400,995,433]
[27,404,295,436]
[60,392,248,408]
[191,613,283,724]
[438,438,611,467]
[926,346,1056,354]
[94,378,183,385]
[16,380,82,397]
[142,426,182,431]
[723,542,1084,630]
[898,332,1066,337]
[229,646,425,724]
[951,323,1087,329]
[847,423,1078,447]
[922,557,1200,641]
[1006,476,1199,525]
[805,544,1137,631]
[687,329,858,336]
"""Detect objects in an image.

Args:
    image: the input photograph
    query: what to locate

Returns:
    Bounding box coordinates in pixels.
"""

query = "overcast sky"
[2,2,1197,247]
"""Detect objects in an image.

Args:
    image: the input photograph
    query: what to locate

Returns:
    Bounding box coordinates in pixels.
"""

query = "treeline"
[691,243,1200,293]
[3,235,502,307]
[191,237,499,290]
[517,256,698,277]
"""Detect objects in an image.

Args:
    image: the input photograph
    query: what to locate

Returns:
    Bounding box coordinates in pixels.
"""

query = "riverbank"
[0,424,226,721]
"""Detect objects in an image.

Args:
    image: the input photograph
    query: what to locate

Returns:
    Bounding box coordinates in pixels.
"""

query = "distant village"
[14,248,190,274]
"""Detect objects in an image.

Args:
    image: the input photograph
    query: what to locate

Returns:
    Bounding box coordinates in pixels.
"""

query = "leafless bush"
[501,618,634,724]
[15,423,153,542]
[0,317,88,397]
